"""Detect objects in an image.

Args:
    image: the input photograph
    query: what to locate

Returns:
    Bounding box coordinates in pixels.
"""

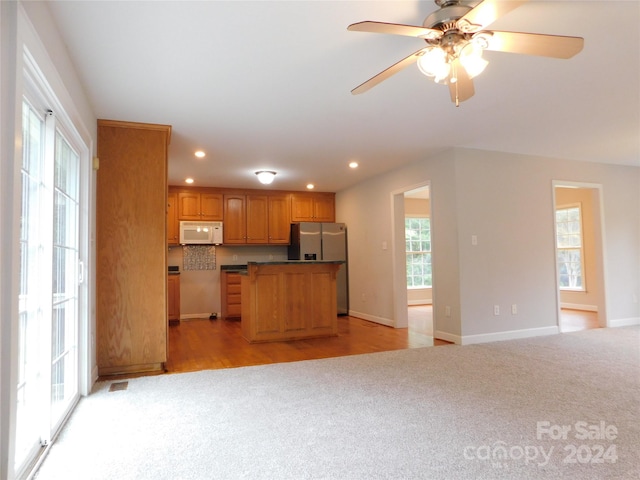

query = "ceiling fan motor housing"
[424,2,472,31]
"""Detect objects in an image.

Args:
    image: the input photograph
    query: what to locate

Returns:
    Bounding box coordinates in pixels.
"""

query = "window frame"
[405,215,432,289]
[555,203,586,292]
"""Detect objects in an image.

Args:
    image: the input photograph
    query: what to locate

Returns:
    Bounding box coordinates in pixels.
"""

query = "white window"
[556,205,584,291]
[405,217,432,288]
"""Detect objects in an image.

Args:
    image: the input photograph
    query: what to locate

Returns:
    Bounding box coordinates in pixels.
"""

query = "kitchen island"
[241,261,343,343]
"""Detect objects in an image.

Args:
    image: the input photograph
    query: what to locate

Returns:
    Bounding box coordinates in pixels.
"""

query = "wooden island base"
[241,261,342,343]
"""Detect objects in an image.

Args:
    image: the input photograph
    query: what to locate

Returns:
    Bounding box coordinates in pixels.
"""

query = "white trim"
[560,303,598,312]
[434,330,461,345]
[608,317,640,328]
[408,299,432,306]
[348,311,394,328]
[460,326,559,345]
[180,313,217,321]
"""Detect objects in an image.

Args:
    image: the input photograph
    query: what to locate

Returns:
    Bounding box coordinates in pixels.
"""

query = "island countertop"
[246,260,344,266]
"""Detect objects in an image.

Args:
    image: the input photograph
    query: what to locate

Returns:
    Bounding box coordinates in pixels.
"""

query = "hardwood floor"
[154,306,601,376]
[166,310,450,374]
[559,308,599,332]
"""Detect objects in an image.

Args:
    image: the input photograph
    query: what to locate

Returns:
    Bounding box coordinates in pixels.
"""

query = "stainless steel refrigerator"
[288,222,348,315]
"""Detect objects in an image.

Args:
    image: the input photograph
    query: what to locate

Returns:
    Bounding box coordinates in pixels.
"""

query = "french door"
[15,98,82,474]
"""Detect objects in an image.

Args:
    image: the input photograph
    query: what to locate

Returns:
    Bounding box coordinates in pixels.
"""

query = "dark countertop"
[247,260,345,265]
[220,264,248,272]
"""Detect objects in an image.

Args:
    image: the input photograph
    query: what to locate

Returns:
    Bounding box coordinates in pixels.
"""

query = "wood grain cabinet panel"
[241,262,339,343]
[267,194,291,244]
[290,192,335,222]
[178,191,223,221]
[167,192,179,244]
[221,271,243,319]
[168,275,180,322]
[97,119,171,376]
[225,193,291,245]
[223,194,247,244]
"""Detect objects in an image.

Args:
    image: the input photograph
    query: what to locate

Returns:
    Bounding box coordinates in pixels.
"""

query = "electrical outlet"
[511,304,517,315]
[471,235,478,246]
[445,306,451,317]
[494,305,500,316]
[232,254,238,261]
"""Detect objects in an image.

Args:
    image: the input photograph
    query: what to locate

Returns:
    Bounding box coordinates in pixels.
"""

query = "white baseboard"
[180,313,218,321]
[348,310,394,327]
[434,330,461,345]
[561,303,598,312]
[608,317,640,328]
[408,300,432,306]
[459,326,560,345]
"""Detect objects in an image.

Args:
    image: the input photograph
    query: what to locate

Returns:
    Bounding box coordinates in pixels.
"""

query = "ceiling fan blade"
[457,0,529,32]
[448,58,474,106]
[351,48,428,95]
[348,21,443,40]
[484,31,584,59]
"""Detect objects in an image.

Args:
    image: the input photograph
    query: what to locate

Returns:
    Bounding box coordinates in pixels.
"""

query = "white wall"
[337,147,640,343]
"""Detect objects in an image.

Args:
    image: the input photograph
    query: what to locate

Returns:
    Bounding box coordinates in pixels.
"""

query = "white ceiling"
[45,0,640,193]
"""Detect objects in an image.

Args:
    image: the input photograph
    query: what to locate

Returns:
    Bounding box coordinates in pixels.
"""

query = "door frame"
[390,181,432,329]
[552,180,608,328]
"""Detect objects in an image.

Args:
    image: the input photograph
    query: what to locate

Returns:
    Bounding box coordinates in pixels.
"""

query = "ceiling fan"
[348,0,584,106]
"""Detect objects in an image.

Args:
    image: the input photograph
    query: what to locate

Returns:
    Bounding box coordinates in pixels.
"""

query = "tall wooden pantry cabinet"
[97,120,171,376]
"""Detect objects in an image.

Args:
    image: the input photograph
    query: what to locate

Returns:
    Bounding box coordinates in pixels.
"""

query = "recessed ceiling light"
[195,151,205,158]
[306,183,315,190]
[349,161,359,169]
[185,178,194,184]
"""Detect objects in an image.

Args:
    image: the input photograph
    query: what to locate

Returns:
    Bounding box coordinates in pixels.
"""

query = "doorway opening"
[391,183,441,345]
[553,182,607,332]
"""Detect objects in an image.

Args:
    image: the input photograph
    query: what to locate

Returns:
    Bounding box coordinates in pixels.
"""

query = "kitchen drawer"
[227,273,242,284]
[221,270,244,319]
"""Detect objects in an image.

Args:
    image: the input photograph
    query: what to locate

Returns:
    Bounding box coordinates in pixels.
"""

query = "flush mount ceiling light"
[194,150,205,158]
[255,171,276,185]
[348,0,584,106]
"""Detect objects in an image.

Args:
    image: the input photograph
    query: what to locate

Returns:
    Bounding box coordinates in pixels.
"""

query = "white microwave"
[179,221,223,245]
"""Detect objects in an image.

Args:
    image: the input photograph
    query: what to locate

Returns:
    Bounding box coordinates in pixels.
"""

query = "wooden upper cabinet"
[200,193,224,220]
[267,194,291,244]
[177,191,223,220]
[291,193,335,222]
[223,194,247,244]
[246,194,269,244]
[167,191,179,244]
[224,193,291,245]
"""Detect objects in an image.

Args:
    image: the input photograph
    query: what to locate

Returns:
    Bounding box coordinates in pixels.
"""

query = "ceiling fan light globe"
[459,42,488,79]
[417,47,447,78]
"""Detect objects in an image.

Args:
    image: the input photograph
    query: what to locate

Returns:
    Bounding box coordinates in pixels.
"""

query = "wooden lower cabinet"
[221,271,243,319]
[168,275,180,322]
[241,262,340,343]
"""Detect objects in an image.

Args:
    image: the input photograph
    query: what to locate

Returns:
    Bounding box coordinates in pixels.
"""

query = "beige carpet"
[35,327,640,479]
